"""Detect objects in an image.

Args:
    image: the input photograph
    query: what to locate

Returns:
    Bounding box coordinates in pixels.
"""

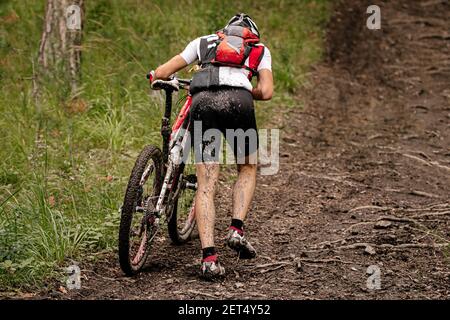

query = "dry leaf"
[48,195,56,207]
[58,286,68,294]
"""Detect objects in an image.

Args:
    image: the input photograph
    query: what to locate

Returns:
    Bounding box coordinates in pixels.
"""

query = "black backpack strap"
[241,44,253,66]
[199,37,218,67]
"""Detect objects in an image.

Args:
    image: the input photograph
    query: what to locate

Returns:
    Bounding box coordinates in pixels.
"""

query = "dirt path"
[41,0,449,299]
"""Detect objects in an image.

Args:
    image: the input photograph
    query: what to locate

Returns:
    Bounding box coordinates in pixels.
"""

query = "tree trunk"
[36,0,84,98]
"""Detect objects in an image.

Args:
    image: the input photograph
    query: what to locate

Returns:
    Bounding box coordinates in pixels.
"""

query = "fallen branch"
[310,238,348,249]
[255,261,291,269]
[384,188,443,199]
[297,257,358,265]
[402,153,450,173]
[343,221,374,233]
[338,242,448,251]
[348,205,390,213]
[413,210,450,219]
[409,190,443,199]
[378,215,417,224]
[248,292,268,298]
[188,290,217,299]
[417,33,450,41]
[343,215,415,233]
[260,264,289,274]
[83,269,120,282]
[404,203,450,212]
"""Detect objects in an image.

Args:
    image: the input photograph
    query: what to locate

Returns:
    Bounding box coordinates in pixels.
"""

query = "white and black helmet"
[225,13,260,37]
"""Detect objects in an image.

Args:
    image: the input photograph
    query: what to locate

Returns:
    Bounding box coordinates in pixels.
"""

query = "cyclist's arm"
[252,69,273,101]
[154,55,188,80]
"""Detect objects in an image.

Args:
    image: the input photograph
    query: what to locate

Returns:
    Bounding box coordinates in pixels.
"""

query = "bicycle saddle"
[151,79,179,92]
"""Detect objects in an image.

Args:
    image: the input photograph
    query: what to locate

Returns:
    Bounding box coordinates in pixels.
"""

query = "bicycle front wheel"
[119,145,162,276]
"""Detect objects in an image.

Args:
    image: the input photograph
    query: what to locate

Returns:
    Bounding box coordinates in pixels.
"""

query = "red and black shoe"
[200,254,225,280]
[226,227,257,259]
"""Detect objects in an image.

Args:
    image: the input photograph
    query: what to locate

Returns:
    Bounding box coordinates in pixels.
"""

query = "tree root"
[338,242,448,251]
[401,153,450,173]
[297,257,359,265]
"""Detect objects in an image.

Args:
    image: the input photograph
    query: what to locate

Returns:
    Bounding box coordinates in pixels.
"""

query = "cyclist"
[149,13,273,279]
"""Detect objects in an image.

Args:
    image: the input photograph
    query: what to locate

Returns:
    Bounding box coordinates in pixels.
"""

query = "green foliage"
[0,0,330,289]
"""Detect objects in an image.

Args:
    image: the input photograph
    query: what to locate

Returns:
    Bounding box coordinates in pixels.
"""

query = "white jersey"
[180,34,272,91]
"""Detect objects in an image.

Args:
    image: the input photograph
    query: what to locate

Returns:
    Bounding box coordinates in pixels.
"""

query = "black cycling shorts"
[190,86,259,163]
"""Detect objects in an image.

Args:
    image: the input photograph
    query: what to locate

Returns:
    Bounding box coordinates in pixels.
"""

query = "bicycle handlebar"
[146,72,191,92]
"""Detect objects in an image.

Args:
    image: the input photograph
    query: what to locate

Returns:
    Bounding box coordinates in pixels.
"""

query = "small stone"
[375,220,392,229]
[295,260,303,272]
[364,245,377,255]
[235,282,244,289]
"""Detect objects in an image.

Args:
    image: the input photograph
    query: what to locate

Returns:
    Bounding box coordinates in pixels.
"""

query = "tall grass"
[0,0,331,290]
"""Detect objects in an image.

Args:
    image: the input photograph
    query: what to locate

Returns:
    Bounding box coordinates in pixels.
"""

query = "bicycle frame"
[154,85,193,222]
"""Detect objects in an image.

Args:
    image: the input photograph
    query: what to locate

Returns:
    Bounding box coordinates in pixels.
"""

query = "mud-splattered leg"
[195,162,220,249]
[232,159,257,221]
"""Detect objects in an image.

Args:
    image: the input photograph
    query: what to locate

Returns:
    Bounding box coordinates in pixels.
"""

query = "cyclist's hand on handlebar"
[146,70,179,91]
[146,70,156,84]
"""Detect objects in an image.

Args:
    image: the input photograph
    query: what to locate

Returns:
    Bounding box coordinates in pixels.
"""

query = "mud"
[34,0,450,299]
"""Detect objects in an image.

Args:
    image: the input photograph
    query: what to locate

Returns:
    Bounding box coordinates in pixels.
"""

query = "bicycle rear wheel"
[119,145,162,276]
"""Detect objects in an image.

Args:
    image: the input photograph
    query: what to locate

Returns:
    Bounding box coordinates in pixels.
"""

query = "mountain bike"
[119,76,197,276]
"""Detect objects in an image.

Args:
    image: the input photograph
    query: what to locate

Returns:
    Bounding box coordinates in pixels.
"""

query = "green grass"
[0,0,331,290]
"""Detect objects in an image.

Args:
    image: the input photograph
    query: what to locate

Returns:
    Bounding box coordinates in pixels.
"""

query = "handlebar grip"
[146,70,155,82]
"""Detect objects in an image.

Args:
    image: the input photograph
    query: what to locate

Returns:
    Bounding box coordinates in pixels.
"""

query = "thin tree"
[35,0,85,100]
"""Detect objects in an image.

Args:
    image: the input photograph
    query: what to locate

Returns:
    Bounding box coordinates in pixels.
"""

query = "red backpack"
[199,25,265,79]
[190,26,265,94]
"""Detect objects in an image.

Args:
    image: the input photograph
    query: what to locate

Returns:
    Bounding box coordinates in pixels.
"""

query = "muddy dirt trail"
[40,0,449,299]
